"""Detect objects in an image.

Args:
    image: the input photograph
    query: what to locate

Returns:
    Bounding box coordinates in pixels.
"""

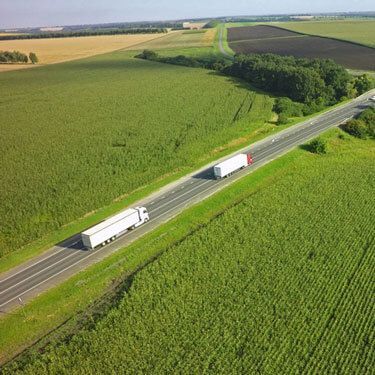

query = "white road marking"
[0,249,100,308]
[0,249,79,295]
[149,179,212,213]
[148,181,218,224]
[0,240,80,285]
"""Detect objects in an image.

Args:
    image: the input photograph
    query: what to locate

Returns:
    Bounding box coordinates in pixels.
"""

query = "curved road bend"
[0,90,374,312]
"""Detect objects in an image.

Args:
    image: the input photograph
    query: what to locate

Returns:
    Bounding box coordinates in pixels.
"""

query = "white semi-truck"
[213,153,253,179]
[81,207,149,249]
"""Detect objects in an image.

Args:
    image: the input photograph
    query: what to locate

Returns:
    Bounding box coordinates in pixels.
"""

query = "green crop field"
[278,20,375,47]
[0,50,274,259]
[5,132,374,373]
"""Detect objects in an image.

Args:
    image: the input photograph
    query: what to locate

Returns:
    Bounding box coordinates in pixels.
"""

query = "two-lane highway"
[1,90,374,312]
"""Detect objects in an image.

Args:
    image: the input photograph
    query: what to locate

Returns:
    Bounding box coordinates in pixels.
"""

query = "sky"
[0,0,373,29]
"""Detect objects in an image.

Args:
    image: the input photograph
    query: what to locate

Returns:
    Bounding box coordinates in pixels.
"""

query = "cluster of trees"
[342,108,375,139]
[136,50,229,71]
[272,96,332,124]
[307,138,328,154]
[0,50,38,64]
[352,74,375,95]
[271,74,373,124]
[224,54,352,104]
[0,28,167,41]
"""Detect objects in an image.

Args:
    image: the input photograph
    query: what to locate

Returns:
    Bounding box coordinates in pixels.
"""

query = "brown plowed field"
[228,25,300,42]
[228,25,375,71]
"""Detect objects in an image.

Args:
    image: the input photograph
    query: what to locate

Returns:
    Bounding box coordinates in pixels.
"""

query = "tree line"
[224,54,352,104]
[136,49,229,70]
[0,50,38,64]
[229,54,373,122]
[0,28,167,41]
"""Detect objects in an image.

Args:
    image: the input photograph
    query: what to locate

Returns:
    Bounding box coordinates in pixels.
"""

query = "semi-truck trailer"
[81,207,149,249]
[213,153,253,179]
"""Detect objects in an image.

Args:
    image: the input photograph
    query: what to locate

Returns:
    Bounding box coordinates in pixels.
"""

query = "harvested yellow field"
[0,33,27,37]
[202,28,216,45]
[132,29,216,50]
[0,33,166,72]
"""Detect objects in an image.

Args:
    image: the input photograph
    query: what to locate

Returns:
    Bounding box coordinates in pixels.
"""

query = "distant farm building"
[290,15,314,20]
[182,22,207,30]
[40,27,64,32]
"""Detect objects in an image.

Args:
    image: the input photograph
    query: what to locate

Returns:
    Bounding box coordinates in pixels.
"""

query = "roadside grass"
[2,129,374,372]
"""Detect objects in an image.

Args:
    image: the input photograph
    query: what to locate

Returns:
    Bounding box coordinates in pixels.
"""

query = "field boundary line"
[229,35,307,44]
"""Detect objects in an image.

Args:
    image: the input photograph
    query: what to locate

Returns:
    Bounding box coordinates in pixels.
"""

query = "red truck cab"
[247,153,254,165]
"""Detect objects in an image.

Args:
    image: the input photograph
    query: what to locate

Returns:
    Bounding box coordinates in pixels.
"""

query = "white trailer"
[81,207,149,249]
[213,153,253,179]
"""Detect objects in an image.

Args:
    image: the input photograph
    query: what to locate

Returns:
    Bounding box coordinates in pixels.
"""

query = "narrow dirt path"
[218,26,233,58]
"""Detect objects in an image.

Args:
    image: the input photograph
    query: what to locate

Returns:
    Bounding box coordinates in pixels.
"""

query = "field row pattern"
[6,136,374,374]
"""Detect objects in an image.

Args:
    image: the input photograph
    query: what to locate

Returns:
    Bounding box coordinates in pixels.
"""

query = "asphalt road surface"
[0,90,374,312]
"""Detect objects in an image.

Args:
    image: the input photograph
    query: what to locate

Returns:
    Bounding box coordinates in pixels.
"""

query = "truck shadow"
[56,234,87,251]
[192,167,215,180]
